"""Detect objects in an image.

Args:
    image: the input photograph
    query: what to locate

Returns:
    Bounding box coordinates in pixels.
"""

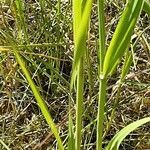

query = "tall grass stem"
[97,78,106,150]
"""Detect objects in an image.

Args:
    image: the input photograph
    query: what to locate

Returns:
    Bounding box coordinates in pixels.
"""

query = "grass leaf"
[0,31,64,150]
[103,0,144,77]
[71,1,93,150]
[98,0,105,73]
[106,117,150,150]
[71,0,93,87]
[96,0,106,149]
[143,0,150,16]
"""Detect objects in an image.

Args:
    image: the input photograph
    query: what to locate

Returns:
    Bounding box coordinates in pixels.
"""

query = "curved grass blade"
[15,51,64,150]
[71,0,93,87]
[106,117,150,150]
[103,0,144,78]
[70,0,82,89]
[73,0,93,64]
[123,0,150,16]
[103,49,132,139]
[1,31,64,150]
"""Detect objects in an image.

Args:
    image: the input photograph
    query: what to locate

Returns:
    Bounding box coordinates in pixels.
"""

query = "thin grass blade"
[68,111,75,150]
[1,31,64,150]
[103,0,144,77]
[98,0,105,73]
[15,0,29,44]
[96,0,106,149]
[70,1,93,150]
[106,117,150,150]
[143,0,150,16]
[71,0,93,88]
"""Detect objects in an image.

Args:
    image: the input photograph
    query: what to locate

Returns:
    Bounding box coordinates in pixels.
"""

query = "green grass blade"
[120,50,133,82]
[70,0,82,89]
[143,0,150,16]
[96,0,106,150]
[15,0,29,44]
[68,109,75,150]
[69,0,82,149]
[82,0,93,97]
[96,78,107,150]
[70,1,82,149]
[72,0,82,42]
[71,1,93,149]
[15,51,64,150]
[103,49,132,139]
[71,0,93,88]
[57,0,61,15]
[73,0,93,66]
[106,117,150,150]
[103,0,144,77]
[1,31,64,150]
[75,61,84,150]
[98,0,105,73]
[39,0,46,20]
[15,52,64,150]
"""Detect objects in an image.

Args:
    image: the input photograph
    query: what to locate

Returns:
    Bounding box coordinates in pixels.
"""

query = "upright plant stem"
[97,78,106,150]
[76,60,84,150]
[72,1,82,149]
[97,0,106,149]
[72,1,93,149]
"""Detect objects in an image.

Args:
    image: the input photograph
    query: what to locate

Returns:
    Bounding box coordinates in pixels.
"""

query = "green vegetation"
[0,0,150,149]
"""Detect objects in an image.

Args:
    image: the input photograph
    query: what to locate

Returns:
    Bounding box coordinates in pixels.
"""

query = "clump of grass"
[0,0,150,149]
[71,0,150,150]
